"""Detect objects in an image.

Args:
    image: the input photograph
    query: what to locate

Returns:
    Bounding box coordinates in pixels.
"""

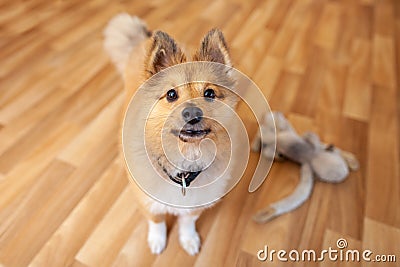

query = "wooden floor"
[1,0,399,266]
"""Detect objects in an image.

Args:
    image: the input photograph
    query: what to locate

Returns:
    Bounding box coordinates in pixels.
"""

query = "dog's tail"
[253,163,314,223]
[103,13,151,75]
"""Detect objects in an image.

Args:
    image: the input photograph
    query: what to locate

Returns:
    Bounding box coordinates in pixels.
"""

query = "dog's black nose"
[182,106,203,124]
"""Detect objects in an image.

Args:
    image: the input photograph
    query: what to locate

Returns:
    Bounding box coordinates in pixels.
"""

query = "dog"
[103,13,240,255]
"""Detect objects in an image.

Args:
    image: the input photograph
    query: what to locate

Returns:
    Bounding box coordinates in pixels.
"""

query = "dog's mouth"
[171,128,211,141]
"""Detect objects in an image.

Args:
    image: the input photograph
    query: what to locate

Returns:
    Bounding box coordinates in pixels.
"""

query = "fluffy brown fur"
[104,14,239,255]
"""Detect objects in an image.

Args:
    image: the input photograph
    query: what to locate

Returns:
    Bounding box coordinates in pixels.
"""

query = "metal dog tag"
[181,177,186,196]
[181,173,189,196]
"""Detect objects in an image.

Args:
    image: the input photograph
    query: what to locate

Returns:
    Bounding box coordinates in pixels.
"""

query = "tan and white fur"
[104,14,239,255]
[252,112,359,223]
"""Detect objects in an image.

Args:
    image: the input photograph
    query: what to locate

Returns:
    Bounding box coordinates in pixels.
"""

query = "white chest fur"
[146,198,214,216]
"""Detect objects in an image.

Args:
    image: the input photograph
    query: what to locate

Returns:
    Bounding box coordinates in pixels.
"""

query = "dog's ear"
[145,31,186,77]
[194,29,231,66]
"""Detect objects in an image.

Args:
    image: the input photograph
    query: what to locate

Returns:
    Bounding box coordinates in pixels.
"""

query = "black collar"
[157,157,202,186]
[159,165,200,187]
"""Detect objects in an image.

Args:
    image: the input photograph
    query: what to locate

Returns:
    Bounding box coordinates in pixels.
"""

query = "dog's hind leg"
[178,212,202,255]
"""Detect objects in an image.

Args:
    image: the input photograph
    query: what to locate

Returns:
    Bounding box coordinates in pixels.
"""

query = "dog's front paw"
[148,234,166,254]
[147,221,167,254]
[179,231,201,255]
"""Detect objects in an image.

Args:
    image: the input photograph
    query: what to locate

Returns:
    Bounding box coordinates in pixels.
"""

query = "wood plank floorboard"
[0,0,399,266]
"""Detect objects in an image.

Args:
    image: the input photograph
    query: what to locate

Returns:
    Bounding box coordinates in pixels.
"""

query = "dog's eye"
[204,88,215,99]
[166,89,178,102]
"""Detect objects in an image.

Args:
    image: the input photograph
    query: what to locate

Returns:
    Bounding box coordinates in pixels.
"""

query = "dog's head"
[143,29,238,187]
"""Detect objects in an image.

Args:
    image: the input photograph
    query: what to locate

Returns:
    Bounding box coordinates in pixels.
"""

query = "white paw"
[147,221,166,254]
[179,231,201,255]
[148,233,166,254]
